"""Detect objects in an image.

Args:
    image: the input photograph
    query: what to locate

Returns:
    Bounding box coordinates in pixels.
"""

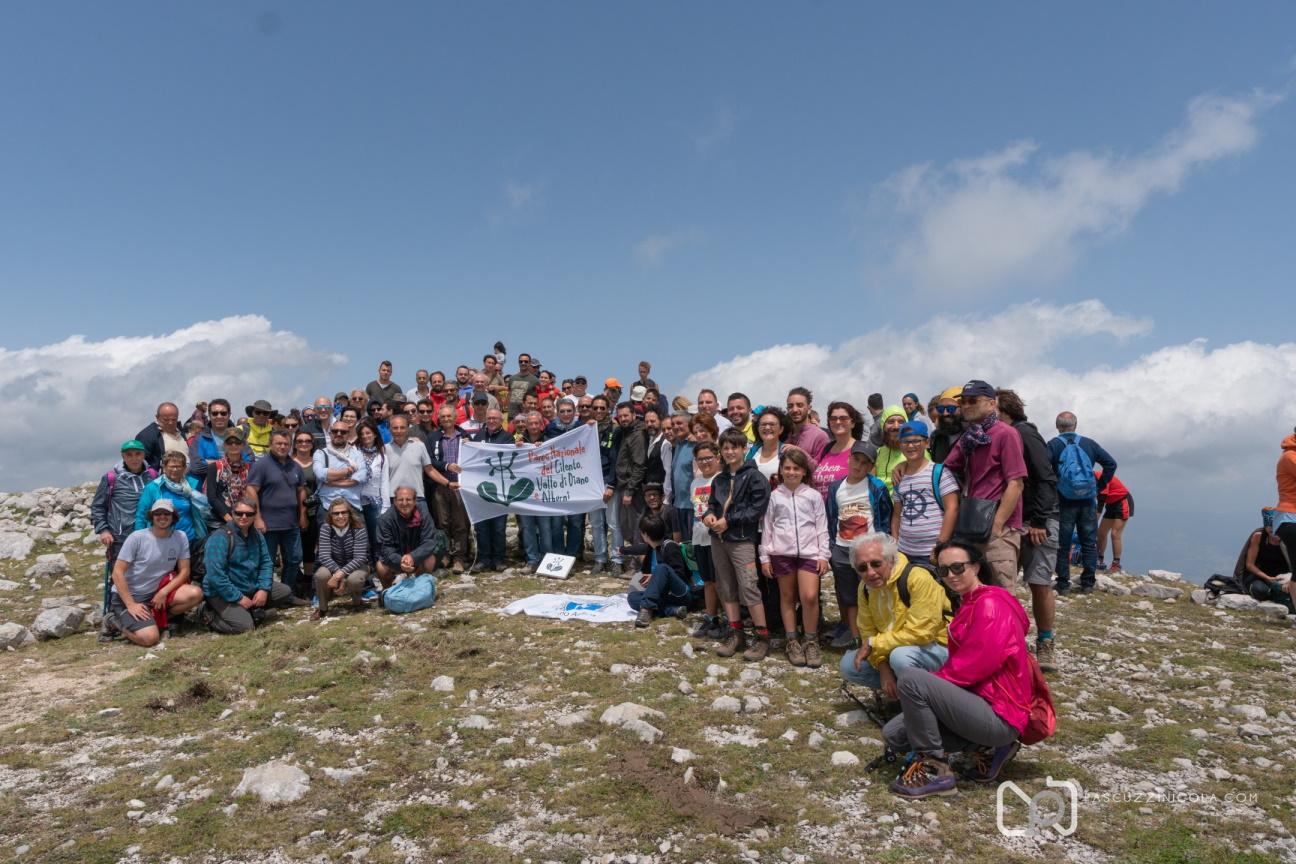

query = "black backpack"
[863,559,961,618]
[1204,573,1245,597]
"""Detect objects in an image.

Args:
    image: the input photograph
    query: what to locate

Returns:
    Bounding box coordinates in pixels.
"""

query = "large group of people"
[92,350,1154,797]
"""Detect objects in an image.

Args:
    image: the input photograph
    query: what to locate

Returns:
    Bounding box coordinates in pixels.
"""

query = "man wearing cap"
[929,386,965,464]
[240,400,276,456]
[188,398,247,485]
[106,499,204,646]
[314,420,370,518]
[245,429,307,594]
[941,380,1028,588]
[92,440,158,569]
[507,353,540,419]
[629,384,649,417]
[366,360,402,405]
[572,375,589,398]
[604,378,624,407]
[135,402,185,471]
[201,497,303,634]
[460,392,489,434]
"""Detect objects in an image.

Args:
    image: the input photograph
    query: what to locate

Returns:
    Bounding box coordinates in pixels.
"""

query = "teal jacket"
[202,526,272,602]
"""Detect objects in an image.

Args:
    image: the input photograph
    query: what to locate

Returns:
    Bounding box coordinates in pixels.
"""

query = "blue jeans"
[552,513,585,558]
[628,564,691,614]
[675,506,694,540]
[607,497,624,564]
[262,528,303,592]
[361,502,382,564]
[840,643,948,689]
[1056,500,1098,587]
[475,516,507,567]
[589,505,610,564]
[519,515,554,565]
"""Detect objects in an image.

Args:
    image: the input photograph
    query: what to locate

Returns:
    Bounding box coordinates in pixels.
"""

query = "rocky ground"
[1,485,1295,863]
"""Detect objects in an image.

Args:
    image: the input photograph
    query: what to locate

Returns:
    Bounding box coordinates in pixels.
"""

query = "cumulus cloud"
[634,228,706,266]
[0,316,345,490]
[873,89,1281,296]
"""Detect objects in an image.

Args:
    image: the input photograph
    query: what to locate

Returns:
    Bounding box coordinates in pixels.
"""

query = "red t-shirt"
[942,420,1028,530]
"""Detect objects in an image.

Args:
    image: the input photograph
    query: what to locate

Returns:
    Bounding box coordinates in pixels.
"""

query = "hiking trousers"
[882,668,1018,757]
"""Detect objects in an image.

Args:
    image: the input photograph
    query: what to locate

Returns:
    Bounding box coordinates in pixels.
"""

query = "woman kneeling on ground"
[881,540,1033,798]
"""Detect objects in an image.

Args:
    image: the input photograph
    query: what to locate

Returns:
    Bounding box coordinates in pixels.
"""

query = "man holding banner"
[456,421,609,572]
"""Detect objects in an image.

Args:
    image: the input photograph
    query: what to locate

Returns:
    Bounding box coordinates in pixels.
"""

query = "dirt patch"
[146,679,222,713]
[0,658,134,730]
[616,750,776,835]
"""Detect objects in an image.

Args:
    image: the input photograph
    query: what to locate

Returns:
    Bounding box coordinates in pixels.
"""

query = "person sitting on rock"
[840,533,950,697]
[373,486,446,588]
[106,499,204,647]
[199,497,304,634]
[624,514,695,628]
[1235,519,1294,610]
[881,540,1035,799]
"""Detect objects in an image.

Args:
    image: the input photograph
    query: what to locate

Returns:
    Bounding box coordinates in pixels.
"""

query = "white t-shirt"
[834,477,874,548]
[690,472,719,546]
[894,461,959,560]
[752,448,780,483]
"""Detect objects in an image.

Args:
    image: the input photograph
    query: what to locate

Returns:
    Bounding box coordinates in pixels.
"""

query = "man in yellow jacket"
[840,532,950,697]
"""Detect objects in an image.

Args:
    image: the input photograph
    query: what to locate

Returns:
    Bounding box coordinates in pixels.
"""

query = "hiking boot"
[889,753,957,798]
[1036,638,1058,673]
[1108,559,1122,574]
[669,606,689,621]
[1096,560,1108,572]
[452,560,465,574]
[964,741,1021,783]
[1078,584,1095,595]
[742,636,770,662]
[715,627,746,658]
[691,616,717,639]
[1054,581,1072,596]
[590,562,609,575]
[786,637,806,667]
[865,747,903,771]
[634,608,653,629]
[829,629,858,650]
[98,614,121,643]
[803,639,822,669]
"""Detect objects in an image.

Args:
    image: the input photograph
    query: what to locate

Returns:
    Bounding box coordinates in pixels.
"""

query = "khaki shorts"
[980,529,1023,588]
[1018,519,1059,587]
[711,535,762,608]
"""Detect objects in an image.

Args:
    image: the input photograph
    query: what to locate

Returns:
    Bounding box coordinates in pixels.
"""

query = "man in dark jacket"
[469,409,514,571]
[135,402,184,471]
[374,486,446,587]
[613,403,648,572]
[1048,411,1118,595]
[998,389,1061,673]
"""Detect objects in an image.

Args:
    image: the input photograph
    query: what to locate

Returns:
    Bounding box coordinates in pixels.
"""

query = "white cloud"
[0,316,345,490]
[682,298,1296,575]
[873,89,1281,296]
[634,228,705,266]
[693,105,736,156]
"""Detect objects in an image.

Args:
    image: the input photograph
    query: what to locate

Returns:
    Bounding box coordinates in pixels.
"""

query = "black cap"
[960,380,996,399]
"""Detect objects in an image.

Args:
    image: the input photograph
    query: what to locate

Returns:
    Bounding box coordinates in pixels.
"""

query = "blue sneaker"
[310,596,319,608]
[964,741,1021,783]
[362,589,378,601]
[889,754,957,798]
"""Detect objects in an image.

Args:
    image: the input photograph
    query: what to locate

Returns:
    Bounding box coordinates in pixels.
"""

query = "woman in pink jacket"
[760,448,830,669]
[881,539,1032,799]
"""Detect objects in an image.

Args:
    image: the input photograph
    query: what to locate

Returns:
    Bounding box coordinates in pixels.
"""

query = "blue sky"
[2,2,1295,576]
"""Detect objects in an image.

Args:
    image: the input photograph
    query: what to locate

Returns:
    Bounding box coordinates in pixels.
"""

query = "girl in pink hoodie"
[760,448,830,668]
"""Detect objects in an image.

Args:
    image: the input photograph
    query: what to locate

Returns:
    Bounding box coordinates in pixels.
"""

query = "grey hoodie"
[91,461,155,539]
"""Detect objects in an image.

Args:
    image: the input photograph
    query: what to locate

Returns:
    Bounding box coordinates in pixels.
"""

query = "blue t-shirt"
[246,455,304,531]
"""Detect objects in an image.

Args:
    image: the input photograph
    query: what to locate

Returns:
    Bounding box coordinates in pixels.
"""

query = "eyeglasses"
[900,437,926,445]
[417,408,433,414]
[936,561,973,578]
[592,406,607,413]
[933,405,958,415]
[233,510,256,518]
[330,510,350,519]
[209,410,229,417]
[958,397,982,406]
[695,455,716,462]
[855,559,887,573]
[829,415,852,423]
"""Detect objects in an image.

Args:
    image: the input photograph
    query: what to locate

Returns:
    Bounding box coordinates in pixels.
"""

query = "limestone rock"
[25,553,70,579]
[1232,704,1268,722]
[1190,589,1210,605]
[0,622,35,650]
[835,710,868,728]
[621,717,663,743]
[1132,583,1181,600]
[1217,594,1259,611]
[430,675,455,692]
[711,696,743,713]
[831,751,860,767]
[555,711,590,727]
[1147,569,1183,583]
[1255,602,1290,620]
[1095,573,1131,596]
[600,702,665,727]
[458,714,492,730]
[32,606,85,639]
[233,761,310,804]
[0,532,34,560]
[1239,723,1273,738]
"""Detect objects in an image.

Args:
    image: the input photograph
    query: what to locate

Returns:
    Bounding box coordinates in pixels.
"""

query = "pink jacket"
[759,483,830,563]
[935,583,1033,733]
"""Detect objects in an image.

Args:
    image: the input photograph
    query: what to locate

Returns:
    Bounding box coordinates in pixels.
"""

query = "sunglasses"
[828,415,852,423]
[936,561,974,578]
[283,421,299,427]
[330,430,349,436]
[933,405,959,415]
[209,410,229,417]
[253,410,270,417]
[233,510,256,518]
[854,559,887,573]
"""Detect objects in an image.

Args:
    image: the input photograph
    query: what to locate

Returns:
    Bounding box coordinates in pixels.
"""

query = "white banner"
[456,423,606,524]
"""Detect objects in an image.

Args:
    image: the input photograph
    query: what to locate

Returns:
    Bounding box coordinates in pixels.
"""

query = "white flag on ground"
[456,423,606,525]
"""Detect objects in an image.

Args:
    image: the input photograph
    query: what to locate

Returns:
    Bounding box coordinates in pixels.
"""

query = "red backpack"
[1018,653,1057,745]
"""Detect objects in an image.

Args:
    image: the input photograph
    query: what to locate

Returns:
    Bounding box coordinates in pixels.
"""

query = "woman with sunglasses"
[881,539,1034,799]
[293,431,321,585]
[812,401,863,499]
[312,499,369,619]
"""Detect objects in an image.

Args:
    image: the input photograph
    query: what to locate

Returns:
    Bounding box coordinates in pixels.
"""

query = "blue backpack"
[1055,433,1096,500]
[380,573,438,614]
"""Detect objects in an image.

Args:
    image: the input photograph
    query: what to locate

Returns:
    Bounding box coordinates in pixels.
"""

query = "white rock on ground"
[233,761,311,804]
[835,710,868,727]
[621,717,663,743]
[1232,704,1269,722]
[1147,569,1183,582]
[706,663,729,678]
[742,695,765,714]
[1217,594,1259,611]
[555,711,590,728]
[738,668,762,684]
[431,675,455,692]
[24,553,70,579]
[1095,573,1131,595]
[600,702,665,727]
[807,732,825,748]
[0,622,35,650]
[0,579,20,591]
[1190,589,1210,605]
[671,747,695,764]
[1239,723,1273,738]
[458,714,492,730]
[1255,602,1290,620]
[711,696,743,713]
[1132,583,1182,600]
[831,751,860,767]
[0,532,34,560]
[31,606,85,639]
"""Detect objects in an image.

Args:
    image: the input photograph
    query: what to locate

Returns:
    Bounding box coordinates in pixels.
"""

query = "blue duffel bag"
[379,573,438,614]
